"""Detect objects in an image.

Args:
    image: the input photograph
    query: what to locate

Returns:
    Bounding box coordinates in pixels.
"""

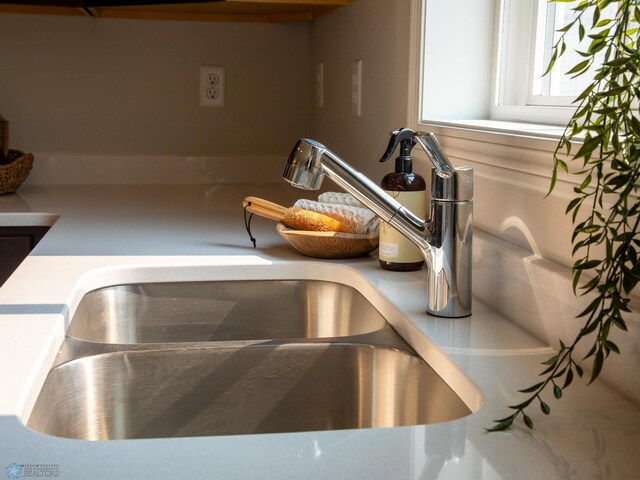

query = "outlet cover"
[200,65,225,108]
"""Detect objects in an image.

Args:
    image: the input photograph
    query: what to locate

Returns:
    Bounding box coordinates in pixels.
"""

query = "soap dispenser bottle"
[378,128,427,271]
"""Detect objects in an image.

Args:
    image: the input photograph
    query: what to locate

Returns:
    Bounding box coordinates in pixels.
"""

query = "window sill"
[413,118,577,189]
[419,119,567,148]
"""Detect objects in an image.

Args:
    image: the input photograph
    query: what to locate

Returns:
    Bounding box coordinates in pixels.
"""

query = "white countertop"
[0,184,638,480]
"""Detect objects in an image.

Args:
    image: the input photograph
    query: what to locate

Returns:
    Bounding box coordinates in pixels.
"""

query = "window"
[419,0,613,128]
[420,0,496,123]
[493,0,593,124]
[529,0,617,103]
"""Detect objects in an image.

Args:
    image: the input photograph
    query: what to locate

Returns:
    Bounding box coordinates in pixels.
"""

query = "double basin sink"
[28,279,473,440]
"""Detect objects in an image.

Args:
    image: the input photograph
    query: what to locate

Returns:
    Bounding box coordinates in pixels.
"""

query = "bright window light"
[530,0,617,105]
[418,0,617,127]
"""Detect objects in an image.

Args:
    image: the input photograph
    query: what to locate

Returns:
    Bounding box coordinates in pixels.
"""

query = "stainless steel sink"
[69,280,387,343]
[28,277,478,440]
[28,343,471,440]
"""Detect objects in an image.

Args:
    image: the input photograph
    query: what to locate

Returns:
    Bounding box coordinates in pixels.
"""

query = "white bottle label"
[379,190,426,263]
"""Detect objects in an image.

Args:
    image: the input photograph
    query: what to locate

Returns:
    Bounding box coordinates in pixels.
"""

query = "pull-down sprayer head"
[283,139,326,190]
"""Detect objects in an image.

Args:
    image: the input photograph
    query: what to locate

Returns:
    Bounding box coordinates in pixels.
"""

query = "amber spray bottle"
[378,128,427,271]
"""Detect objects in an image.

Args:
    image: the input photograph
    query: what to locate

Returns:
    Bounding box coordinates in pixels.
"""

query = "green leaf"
[543,50,559,77]
[553,365,568,379]
[553,385,563,399]
[606,175,630,189]
[563,369,574,388]
[548,168,559,195]
[540,362,559,376]
[580,275,601,294]
[589,350,605,384]
[576,297,601,318]
[572,270,582,294]
[605,57,630,67]
[601,85,627,96]
[571,237,587,257]
[509,397,534,410]
[579,317,600,334]
[566,197,582,214]
[486,416,514,432]
[577,225,601,234]
[557,21,576,33]
[592,6,600,28]
[594,106,618,115]
[519,382,545,394]
[566,59,591,75]
[580,173,593,190]
[612,315,628,331]
[605,340,620,355]
[574,259,601,270]
[594,18,612,28]
[556,158,569,173]
[574,136,601,160]
[575,84,594,103]
[540,400,551,415]
[523,414,534,429]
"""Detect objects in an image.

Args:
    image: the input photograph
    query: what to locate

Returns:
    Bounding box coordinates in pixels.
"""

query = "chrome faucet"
[283,129,473,318]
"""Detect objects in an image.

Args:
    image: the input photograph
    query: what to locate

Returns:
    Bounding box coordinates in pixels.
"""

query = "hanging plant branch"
[489,0,640,432]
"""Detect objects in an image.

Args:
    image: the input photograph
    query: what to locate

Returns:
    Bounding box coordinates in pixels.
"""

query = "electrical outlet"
[316,62,324,108]
[200,65,225,108]
[352,59,362,116]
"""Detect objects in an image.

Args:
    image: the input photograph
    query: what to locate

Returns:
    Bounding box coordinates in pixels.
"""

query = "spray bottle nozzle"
[380,127,417,173]
[380,127,417,162]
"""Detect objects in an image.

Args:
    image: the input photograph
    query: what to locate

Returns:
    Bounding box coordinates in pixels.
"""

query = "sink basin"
[69,280,387,343]
[29,275,480,440]
[28,343,471,440]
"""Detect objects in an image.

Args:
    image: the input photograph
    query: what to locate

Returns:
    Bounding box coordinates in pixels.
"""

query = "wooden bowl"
[276,223,378,259]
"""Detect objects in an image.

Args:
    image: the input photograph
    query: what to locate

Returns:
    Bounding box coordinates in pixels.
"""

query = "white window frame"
[527,0,578,106]
[491,0,579,125]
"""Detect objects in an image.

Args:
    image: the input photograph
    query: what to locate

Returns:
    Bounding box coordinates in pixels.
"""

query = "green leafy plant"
[489,0,640,432]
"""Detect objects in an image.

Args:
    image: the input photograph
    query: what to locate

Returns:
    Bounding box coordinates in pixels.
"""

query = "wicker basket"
[0,150,33,195]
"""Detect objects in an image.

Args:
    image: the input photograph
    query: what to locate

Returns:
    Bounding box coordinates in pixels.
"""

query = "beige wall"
[309,0,413,179]
[1,0,412,168]
[0,13,310,155]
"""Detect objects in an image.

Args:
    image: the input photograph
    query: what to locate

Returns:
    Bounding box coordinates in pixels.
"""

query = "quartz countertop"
[0,184,638,480]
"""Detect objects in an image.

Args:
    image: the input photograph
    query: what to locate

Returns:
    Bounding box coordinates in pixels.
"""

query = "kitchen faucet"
[283,129,473,318]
